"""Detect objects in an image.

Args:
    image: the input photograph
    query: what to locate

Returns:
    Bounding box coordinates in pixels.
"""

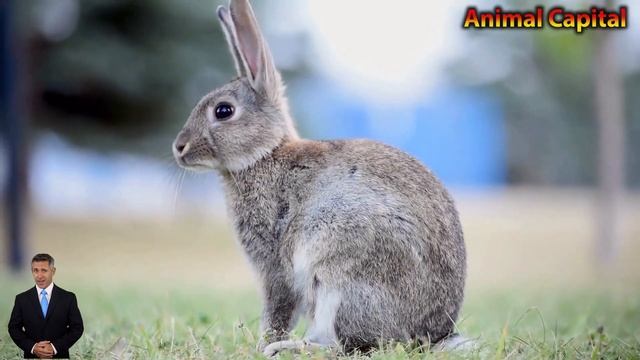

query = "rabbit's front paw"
[262,342,279,357]
[263,340,306,357]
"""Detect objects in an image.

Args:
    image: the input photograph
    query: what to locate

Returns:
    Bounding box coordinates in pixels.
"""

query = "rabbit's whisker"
[173,169,187,215]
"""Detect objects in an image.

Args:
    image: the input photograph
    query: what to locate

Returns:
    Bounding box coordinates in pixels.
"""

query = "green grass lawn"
[2,277,638,359]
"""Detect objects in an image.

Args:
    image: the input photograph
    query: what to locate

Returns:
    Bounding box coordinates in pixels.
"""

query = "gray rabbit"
[173,0,466,355]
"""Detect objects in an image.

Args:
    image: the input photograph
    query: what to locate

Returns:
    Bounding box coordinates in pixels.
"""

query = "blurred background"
[0,0,639,356]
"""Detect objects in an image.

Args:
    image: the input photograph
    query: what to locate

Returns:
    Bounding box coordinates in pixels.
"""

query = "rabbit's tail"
[432,333,477,352]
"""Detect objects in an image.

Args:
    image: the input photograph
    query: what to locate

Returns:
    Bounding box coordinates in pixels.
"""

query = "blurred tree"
[2,0,27,272]
[15,0,305,156]
[593,29,624,265]
[593,0,625,265]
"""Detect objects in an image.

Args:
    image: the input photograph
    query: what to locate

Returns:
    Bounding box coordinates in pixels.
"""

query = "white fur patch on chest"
[305,286,341,345]
[292,244,313,294]
[292,243,341,346]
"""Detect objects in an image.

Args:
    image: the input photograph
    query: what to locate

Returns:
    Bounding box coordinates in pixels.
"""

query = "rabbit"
[173,0,466,356]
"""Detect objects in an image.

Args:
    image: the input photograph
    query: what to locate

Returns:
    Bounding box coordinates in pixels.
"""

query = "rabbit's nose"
[174,131,191,156]
[175,141,188,154]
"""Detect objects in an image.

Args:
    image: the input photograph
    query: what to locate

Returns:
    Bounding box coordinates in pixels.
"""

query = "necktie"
[40,289,49,317]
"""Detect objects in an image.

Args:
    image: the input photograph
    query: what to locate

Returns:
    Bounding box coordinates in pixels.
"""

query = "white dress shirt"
[31,283,58,356]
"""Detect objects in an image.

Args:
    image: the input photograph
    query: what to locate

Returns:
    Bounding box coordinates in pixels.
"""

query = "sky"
[305,0,466,104]
[263,0,467,104]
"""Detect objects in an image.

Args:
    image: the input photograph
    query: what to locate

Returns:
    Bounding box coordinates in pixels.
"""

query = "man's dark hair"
[32,253,55,267]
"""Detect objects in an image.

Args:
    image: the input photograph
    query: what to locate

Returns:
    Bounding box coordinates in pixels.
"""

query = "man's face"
[31,261,55,289]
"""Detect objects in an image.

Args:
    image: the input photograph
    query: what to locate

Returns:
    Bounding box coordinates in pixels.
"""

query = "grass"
[1,277,639,359]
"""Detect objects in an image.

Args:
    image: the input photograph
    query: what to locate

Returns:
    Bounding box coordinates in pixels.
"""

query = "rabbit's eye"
[215,103,235,120]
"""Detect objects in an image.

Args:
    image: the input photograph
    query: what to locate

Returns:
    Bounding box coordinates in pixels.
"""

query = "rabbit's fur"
[173,0,466,354]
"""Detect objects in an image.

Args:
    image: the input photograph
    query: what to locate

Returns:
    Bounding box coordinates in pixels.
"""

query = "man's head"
[31,254,56,289]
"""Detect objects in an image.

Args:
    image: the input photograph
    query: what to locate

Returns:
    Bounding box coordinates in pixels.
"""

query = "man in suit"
[8,254,84,359]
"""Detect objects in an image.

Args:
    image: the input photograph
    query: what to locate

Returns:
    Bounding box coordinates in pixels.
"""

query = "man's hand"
[33,341,54,359]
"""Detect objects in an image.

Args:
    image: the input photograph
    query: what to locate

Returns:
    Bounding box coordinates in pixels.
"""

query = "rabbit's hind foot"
[262,339,336,357]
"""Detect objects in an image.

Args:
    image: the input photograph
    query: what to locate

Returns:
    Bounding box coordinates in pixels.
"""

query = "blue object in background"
[291,78,506,187]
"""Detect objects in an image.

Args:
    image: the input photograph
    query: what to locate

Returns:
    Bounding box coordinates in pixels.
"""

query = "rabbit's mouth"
[175,155,192,168]
[176,156,217,172]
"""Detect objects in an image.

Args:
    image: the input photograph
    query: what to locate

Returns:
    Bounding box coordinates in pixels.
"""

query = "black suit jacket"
[8,285,84,359]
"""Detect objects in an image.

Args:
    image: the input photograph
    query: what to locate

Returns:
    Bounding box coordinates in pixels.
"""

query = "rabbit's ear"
[227,0,281,101]
[217,6,250,79]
